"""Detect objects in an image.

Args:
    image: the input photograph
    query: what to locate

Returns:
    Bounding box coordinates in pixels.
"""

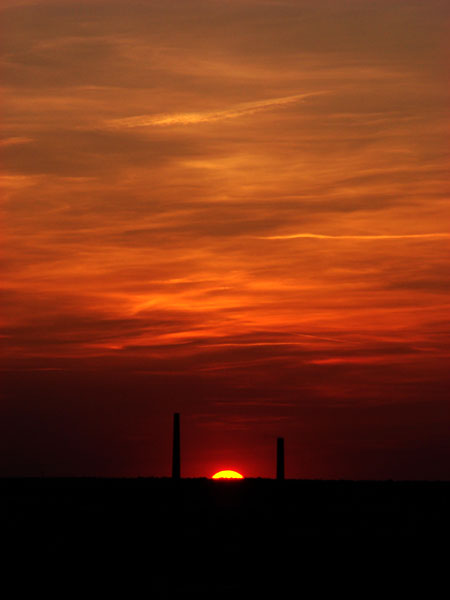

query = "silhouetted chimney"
[277,437,284,480]
[172,413,180,479]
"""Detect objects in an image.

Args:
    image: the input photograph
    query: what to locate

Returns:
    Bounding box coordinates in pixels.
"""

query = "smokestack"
[276,437,284,481]
[172,412,180,480]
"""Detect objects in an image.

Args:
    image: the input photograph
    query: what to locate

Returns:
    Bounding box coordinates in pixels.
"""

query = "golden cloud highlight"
[106,93,323,129]
[261,233,450,241]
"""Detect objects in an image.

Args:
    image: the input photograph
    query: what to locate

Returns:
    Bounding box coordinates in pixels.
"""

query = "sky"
[1,0,449,478]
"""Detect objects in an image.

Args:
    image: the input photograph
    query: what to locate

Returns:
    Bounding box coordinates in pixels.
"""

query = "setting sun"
[212,470,244,479]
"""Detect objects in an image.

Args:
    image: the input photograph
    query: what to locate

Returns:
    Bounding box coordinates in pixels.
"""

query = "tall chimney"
[276,437,284,480]
[172,412,180,480]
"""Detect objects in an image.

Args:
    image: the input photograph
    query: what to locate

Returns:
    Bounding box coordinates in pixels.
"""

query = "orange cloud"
[106,93,325,128]
[261,233,450,240]
[1,0,449,478]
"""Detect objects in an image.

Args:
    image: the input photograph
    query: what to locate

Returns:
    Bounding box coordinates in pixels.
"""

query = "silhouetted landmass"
[2,478,448,595]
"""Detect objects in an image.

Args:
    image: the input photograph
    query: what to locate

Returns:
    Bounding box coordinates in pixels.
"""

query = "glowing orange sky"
[1,0,449,478]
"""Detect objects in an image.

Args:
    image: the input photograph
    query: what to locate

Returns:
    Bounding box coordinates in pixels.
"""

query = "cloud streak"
[0,137,33,147]
[106,93,322,128]
[261,233,450,241]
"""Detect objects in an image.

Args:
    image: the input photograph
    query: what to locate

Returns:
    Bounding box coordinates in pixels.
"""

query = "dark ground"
[2,478,449,596]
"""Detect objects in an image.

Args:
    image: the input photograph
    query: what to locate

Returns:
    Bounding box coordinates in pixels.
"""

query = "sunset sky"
[1,0,449,478]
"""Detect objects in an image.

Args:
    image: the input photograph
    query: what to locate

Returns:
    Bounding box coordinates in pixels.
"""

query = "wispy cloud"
[261,232,450,241]
[106,93,322,128]
[0,137,33,147]
[2,0,450,478]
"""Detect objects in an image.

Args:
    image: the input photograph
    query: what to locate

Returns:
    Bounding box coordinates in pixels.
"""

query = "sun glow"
[212,470,244,479]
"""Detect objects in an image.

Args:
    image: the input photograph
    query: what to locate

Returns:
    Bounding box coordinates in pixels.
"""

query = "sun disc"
[212,470,244,479]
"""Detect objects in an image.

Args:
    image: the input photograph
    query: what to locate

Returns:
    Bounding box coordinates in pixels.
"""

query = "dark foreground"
[2,478,449,595]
